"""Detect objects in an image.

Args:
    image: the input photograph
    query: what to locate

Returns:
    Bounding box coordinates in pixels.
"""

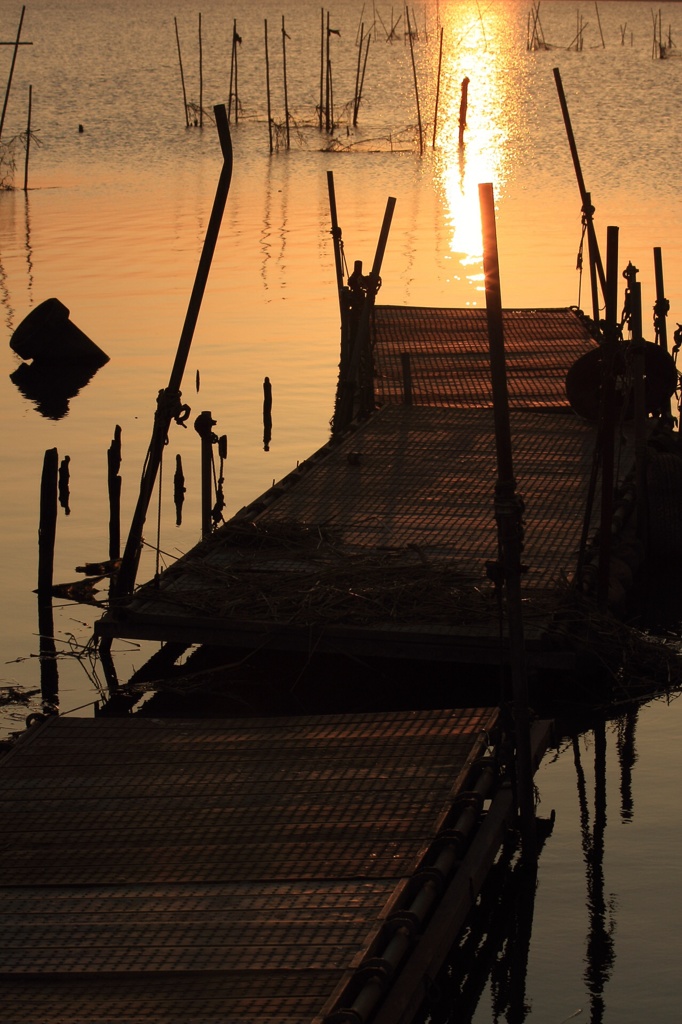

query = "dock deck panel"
[99,307,612,663]
[0,708,501,1022]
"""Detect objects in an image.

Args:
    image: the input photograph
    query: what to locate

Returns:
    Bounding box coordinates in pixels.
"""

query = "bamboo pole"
[353,23,364,126]
[319,7,324,130]
[595,2,606,47]
[198,13,203,128]
[0,5,26,141]
[264,20,273,153]
[174,17,189,127]
[432,26,444,148]
[478,181,536,864]
[325,11,331,132]
[228,20,235,122]
[630,280,648,548]
[115,108,233,597]
[23,83,31,191]
[355,32,371,126]
[406,8,423,155]
[233,21,239,124]
[282,16,290,149]
[327,170,345,310]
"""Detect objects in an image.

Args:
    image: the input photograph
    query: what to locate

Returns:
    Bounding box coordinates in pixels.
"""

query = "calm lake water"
[1,1,681,1020]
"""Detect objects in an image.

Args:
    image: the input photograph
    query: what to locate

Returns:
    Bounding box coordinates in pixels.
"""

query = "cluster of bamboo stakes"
[528,2,675,52]
[173,6,466,155]
[0,4,36,191]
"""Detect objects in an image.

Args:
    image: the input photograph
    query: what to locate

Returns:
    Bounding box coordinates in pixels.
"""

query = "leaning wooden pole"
[432,25,444,148]
[327,170,345,314]
[174,17,190,127]
[114,108,233,598]
[553,68,606,314]
[478,182,536,863]
[597,225,619,608]
[0,4,26,141]
[406,8,423,155]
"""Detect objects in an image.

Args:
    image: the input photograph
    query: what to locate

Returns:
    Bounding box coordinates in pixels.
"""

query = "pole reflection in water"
[572,724,615,1023]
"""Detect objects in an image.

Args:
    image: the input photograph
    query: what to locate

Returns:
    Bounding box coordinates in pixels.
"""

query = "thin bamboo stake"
[356,32,371,126]
[325,10,331,132]
[264,20,273,153]
[199,13,203,128]
[432,26,443,148]
[406,8,423,155]
[174,17,189,127]
[319,7,324,130]
[282,16,290,149]
[228,20,235,122]
[0,5,26,141]
[595,2,606,47]
[23,83,31,191]
[353,23,364,126]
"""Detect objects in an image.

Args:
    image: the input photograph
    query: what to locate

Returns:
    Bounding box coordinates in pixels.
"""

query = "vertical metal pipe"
[478,182,536,863]
[597,225,619,607]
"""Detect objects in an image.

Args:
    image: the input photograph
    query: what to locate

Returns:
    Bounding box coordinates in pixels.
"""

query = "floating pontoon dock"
[0,707,551,1023]
[98,305,628,672]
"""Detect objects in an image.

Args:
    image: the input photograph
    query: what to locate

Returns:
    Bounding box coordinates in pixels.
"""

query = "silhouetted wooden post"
[38,448,58,598]
[264,20,273,153]
[174,17,189,127]
[432,26,443,147]
[458,76,469,148]
[174,454,185,526]
[194,411,216,538]
[653,247,669,353]
[479,182,536,863]
[406,8,423,155]
[115,109,233,597]
[327,171,345,315]
[108,425,122,560]
[282,16,290,149]
[263,377,272,451]
[23,83,31,191]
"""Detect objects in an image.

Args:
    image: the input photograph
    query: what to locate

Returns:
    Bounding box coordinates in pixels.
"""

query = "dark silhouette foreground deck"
[0,708,550,1023]
[98,306,610,669]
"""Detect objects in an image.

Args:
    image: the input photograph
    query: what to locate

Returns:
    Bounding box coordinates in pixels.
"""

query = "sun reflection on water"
[433,3,525,297]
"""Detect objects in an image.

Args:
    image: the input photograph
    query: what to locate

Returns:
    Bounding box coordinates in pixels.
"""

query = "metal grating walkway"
[98,306,616,665]
[371,305,595,408]
[0,708,499,1023]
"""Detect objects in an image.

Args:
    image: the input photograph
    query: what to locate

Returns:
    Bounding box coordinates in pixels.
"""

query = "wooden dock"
[98,305,625,674]
[0,707,551,1023]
